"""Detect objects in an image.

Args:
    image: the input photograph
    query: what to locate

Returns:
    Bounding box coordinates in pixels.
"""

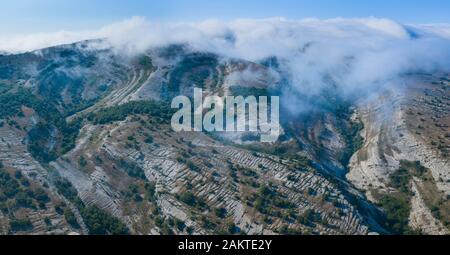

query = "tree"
[64,209,80,229]
[214,207,227,218]
[81,206,129,235]
[179,192,197,206]
[78,156,87,167]
[380,194,412,234]
[10,218,33,232]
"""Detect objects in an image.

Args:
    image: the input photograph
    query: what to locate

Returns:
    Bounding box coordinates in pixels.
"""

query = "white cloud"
[1,16,449,105]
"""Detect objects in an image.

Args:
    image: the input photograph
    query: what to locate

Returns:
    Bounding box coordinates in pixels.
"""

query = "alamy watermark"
[171,88,280,143]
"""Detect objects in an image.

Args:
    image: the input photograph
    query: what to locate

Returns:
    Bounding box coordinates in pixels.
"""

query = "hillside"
[0,41,448,235]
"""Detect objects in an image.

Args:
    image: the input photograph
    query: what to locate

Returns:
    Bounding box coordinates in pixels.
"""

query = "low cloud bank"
[1,16,450,105]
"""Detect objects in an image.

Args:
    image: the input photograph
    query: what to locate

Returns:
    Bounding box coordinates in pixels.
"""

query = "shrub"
[54,177,80,205]
[175,219,186,231]
[214,207,227,218]
[186,161,199,172]
[117,159,146,180]
[10,218,33,232]
[87,101,173,125]
[64,209,80,229]
[379,194,412,234]
[81,206,129,235]
[78,156,87,167]
[178,191,207,210]
[179,192,197,206]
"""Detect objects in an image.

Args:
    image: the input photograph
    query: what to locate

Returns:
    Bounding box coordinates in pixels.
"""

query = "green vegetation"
[0,88,83,162]
[9,218,33,232]
[259,185,295,211]
[54,176,82,206]
[137,55,154,70]
[178,192,197,206]
[186,160,200,172]
[80,206,129,235]
[390,161,427,193]
[0,163,59,233]
[214,207,228,219]
[297,209,317,225]
[335,112,364,168]
[144,134,154,144]
[251,184,296,218]
[277,225,303,235]
[87,100,173,125]
[168,53,219,92]
[117,158,146,180]
[52,174,129,235]
[0,165,51,213]
[379,193,414,234]
[122,181,157,204]
[0,88,38,119]
[64,208,80,229]
[377,160,431,234]
[298,91,365,168]
[44,217,51,226]
[225,221,239,235]
[144,182,157,202]
[0,168,21,200]
[393,161,450,230]
[229,86,270,97]
[78,156,87,168]
[177,191,207,210]
[123,184,143,203]
[340,119,364,166]
[177,152,201,172]
[27,123,58,163]
[175,218,186,232]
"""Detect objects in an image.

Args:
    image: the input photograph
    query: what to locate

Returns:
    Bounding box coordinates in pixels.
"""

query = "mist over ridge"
[2,17,450,100]
[0,11,449,236]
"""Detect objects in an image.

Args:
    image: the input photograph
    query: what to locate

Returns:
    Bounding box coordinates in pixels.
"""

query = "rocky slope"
[348,74,449,234]
[0,41,447,235]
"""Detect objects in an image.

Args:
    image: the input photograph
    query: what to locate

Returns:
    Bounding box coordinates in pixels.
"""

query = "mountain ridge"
[0,40,448,235]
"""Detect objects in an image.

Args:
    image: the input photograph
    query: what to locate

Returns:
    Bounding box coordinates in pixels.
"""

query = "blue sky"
[1,0,450,35]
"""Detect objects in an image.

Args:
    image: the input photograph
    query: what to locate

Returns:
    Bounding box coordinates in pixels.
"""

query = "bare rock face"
[348,74,450,234]
[409,180,449,235]
[62,116,373,235]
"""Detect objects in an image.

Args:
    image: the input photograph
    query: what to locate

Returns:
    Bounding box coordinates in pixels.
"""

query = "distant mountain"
[0,40,448,235]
